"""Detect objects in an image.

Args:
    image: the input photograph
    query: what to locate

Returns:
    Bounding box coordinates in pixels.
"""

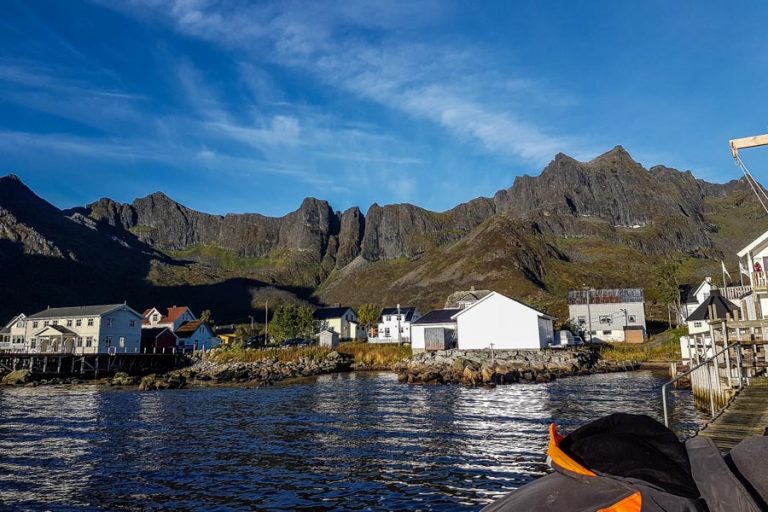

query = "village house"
[453,291,555,350]
[175,320,219,351]
[444,287,492,309]
[0,313,26,353]
[142,306,196,331]
[411,309,460,352]
[376,306,421,343]
[678,277,750,323]
[140,327,178,353]
[19,303,142,354]
[313,307,365,340]
[680,289,739,360]
[567,288,647,343]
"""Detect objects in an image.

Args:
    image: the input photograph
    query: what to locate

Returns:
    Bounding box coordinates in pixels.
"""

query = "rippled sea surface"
[0,370,704,511]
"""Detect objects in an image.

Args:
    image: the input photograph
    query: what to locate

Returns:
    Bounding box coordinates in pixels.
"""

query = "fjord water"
[0,371,703,511]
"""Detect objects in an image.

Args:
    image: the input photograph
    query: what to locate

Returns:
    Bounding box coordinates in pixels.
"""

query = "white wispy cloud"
[99,0,585,165]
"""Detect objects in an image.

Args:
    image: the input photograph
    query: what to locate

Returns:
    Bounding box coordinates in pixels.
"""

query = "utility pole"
[584,287,593,342]
[248,315,255,336]
[396,303,402,344]
[265,300,269,345]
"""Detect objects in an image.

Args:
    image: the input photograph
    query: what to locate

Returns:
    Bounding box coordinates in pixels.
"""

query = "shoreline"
[1,347,646,391]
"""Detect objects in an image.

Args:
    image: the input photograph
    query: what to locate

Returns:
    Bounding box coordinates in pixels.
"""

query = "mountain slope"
[1,147,765,323]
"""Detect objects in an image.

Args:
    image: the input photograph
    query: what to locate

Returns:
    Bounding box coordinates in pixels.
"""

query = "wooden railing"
[753,271,768,290]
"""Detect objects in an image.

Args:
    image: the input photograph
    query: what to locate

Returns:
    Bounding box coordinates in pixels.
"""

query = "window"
[43,320,49,326]
[152,314,158,322]
[30,339,36,349]
[599,316,612,325]
[384,328,391,337]
[86,337,93,347]
[17,321,25,328]
[386,316,391,321]
[693,321,702,328]
[87,318,94,327]
[106,318,113,327]
[76,319,82,327]
[603,330,611,335]
[119,337,125,348]
[76,337,83,348]
[32,321,38,328]
[105,336,113,347]
[628,315,637,323]
[66,319,73,327]
[577,316,586,325]
[129,320,135,327]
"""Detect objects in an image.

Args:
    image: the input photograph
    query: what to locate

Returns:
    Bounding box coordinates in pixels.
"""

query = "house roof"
[175,320,209,338]
[380,307,417,321]
[142,306,192,325]
[2,313,25,331]
[26,304,139,320]
[451,291,554,320]
[412,309,461,325]
[444,288,492,308]
[567,288,644,305]
[313,307,352,320]
[686,291,739,322]
[34,324,77,336]
[738,229,768,257]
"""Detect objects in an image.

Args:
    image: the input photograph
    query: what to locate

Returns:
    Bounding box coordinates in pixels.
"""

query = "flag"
[740,260,750,277]
[722,260,731,279]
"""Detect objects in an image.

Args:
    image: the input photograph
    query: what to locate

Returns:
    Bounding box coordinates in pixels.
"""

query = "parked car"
[282,338,315,347]
[552,330,583,347]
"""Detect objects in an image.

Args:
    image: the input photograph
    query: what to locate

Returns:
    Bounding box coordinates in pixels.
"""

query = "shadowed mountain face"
[1,147,765,323]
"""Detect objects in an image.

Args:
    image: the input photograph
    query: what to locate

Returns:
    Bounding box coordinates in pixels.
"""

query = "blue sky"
[3,1,768,216]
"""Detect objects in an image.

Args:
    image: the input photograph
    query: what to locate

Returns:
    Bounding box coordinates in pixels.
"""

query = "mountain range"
[1,146,765,325]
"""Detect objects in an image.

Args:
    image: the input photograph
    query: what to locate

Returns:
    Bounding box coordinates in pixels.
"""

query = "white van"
[553,330,583,347]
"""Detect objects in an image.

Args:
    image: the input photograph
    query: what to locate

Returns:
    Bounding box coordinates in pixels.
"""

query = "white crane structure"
[729,133,768,216]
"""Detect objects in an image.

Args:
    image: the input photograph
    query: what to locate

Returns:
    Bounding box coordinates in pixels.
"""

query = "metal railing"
[662,342,743,427]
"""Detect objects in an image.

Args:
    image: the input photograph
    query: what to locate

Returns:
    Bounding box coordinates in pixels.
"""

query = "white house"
[567,288,647,342]
[175,320,219,351]
[444,287,492,309]
[142,306,196,331]
[678,277,750,323]
[377,306,421,343]
[21,304,143,354]
[737,229,768,320]
[679,290,739,360]
[453,292,555,350]
[0,313,26,352]
[411,309,460,352]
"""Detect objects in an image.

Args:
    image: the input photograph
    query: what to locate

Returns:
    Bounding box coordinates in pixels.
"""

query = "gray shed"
[319,330,340,348]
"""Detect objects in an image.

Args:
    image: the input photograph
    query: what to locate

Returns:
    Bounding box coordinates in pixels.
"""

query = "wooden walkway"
[698,378,768,452]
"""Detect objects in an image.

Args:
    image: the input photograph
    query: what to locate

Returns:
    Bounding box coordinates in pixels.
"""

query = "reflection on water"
[0,370,704,511]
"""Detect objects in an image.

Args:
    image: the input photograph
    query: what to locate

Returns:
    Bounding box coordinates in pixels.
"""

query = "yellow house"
[218,333,240,346]
[313,307,365,340]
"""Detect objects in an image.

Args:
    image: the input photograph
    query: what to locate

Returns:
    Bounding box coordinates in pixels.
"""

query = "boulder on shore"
[2,369,32,386]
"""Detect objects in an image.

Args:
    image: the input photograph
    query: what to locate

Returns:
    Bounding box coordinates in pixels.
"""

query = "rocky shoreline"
[0,347,637,390]
[394,348,639,386]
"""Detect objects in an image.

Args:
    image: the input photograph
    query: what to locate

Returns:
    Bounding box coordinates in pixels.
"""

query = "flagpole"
[722,261,727,291]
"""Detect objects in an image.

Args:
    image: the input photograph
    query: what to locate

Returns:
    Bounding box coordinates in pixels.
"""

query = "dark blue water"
[0,370,704,511]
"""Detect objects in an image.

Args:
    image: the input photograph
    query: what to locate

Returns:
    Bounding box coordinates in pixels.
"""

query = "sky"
[3,0,768,216]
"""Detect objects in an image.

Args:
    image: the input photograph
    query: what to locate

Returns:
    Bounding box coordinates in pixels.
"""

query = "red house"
[140,327,177,353]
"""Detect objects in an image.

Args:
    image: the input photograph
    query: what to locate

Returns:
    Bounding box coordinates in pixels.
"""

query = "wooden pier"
[0,352,180,378]
[698,378,768,452]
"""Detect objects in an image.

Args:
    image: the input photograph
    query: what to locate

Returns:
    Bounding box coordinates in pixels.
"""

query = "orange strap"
[597,492,642,512]
[547,423,596,477]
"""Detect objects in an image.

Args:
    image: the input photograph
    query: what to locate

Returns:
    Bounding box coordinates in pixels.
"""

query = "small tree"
[270,304,316,341]
[200,309,214,325]
[357,304,380,334]
[654,258,682,328]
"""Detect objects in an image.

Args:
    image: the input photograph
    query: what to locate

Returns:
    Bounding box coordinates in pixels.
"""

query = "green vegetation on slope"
[166,244,288,271]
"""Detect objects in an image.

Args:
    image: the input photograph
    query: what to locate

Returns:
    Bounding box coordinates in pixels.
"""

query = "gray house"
[567,288,647,343]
